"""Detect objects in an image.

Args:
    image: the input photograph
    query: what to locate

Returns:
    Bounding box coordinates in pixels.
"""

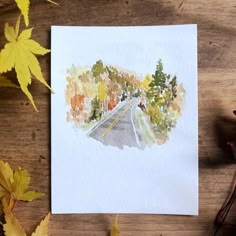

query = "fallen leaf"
[0,161,44,205]
[0,161,14,198]
[0,75,19,88]
[2,198,50,236]
[2,197,26,236]
[32,213,50,236]
[12,167,44,202]
[15,0,30,26]
[0,16,51,111]
[110,215,119,236]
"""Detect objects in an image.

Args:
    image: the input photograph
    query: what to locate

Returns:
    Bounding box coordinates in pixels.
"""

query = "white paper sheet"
[51,25,198,215]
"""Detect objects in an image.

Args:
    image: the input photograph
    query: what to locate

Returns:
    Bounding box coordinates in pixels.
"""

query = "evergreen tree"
[145,59,179,135]
[151,59,167,89]
[147,60,165,102]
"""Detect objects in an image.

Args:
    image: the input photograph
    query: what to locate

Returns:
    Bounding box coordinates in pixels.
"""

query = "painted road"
[88,98,141,149]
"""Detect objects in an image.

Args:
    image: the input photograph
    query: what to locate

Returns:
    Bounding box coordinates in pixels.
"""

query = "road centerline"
[101,100,135,138]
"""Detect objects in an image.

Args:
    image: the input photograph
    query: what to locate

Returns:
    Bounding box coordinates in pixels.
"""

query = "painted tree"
[98,80,107,102]
[141,74,152,91]
[98,80,108,113]
[107,80,122,111]
[145,59,180,141]
[67,94,89,125]
[92,60,106,79]
[169,75,177,99]
[66,61,143,125]
[88,97,102,121]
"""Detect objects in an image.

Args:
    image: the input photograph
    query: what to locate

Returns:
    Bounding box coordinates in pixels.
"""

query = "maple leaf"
[0,16,51,111]
[12,167,44,202]
[110,215,120,236]
[2,197,50,236]
[0,161,44,206]
[2,197,27,236]
[15,0,30,27]
[0,75,19,88]
[3,212,50,236]
[32,213,50,236]
[0,161,14,199]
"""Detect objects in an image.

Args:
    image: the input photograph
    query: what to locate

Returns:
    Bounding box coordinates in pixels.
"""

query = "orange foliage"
[108,96,118,111]
[71,94,84,111]
[69,94,88,124]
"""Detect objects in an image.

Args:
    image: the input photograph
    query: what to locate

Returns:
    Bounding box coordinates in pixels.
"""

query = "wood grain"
[0,0,236,235]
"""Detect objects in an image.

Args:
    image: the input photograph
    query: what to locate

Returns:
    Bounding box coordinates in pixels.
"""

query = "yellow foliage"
[141,73,152,91]
[0,16,51,111]
[15,0,59,27]
[0,161,47,236]
[31,213,50,236]
[12,167,44,202]
[3,198,50,236]
[0,161,14,198]
[110,215,119,236]
[98,80,107,102]
[3,197,26,236]
[15,0,30,26]
[0,161,44,204]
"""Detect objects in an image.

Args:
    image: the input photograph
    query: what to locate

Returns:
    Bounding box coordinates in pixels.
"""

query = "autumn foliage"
[66,59,185,145]
[0,161,49,236]
[66,60,141,126]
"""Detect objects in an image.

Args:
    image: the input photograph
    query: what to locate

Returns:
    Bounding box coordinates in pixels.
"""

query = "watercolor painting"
[65,59,185,149]
[51,25,198,215]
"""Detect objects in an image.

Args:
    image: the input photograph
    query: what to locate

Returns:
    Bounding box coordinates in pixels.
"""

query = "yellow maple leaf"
[0,161,14,198]
[15,0,30,27]
[0,161,44,205]
[110,215,119,236]
[32,213,50,236]
[0,75,19,88]
[3,212,51,236]
[12,167,44,202]
[15,0,59,26]
[0,16,51,111]
[2,197,27,236]
[2,198,50,236]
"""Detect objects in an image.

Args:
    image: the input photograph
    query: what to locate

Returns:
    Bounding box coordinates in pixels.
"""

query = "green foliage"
[92,60,106,78]
[145,59,179,137]
[145,102,163,125]
[147,59,177,104]
[150,59,167,91]
[88,97,102,122]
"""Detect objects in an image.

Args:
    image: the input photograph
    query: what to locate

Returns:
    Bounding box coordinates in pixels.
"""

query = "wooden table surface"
[0,0,236,235]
